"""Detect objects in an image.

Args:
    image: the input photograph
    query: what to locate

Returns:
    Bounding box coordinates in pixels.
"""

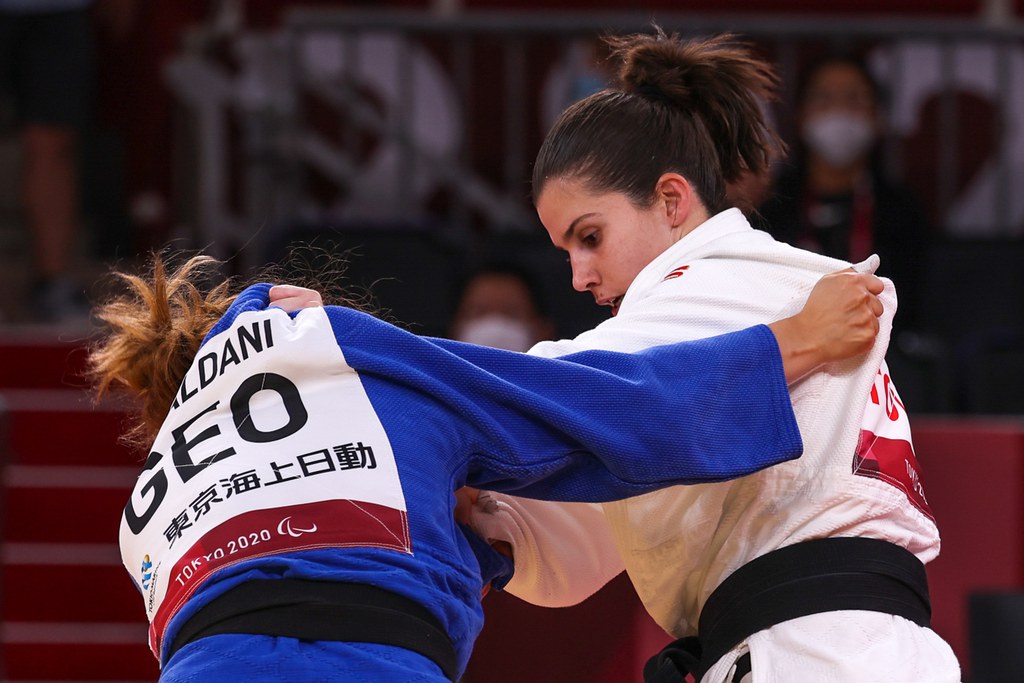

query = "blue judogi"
[120,284,801,681]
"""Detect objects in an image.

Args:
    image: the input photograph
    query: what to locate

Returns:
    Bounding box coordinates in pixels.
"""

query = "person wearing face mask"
[755,54,932,335]
[448,263,555,352]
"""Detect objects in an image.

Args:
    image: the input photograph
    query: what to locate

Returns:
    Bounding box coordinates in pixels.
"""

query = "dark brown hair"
[532,29,783,215]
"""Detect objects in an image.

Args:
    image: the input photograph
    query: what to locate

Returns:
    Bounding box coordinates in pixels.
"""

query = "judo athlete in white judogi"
[465,30,960,683]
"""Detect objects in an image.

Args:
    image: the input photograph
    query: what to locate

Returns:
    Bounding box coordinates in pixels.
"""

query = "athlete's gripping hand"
[456,487,513,599]
[800,269,884,362]
[769,269,884,383]
[269,284,323,312]
[454,486,480,526]
[456,487,513,557]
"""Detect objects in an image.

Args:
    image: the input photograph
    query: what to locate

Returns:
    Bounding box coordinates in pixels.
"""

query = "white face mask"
[801,112,876,168]
[455,315,534,352]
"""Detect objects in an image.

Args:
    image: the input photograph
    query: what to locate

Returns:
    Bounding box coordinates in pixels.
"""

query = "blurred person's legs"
[1,7,95,323]
[23,123,84,319]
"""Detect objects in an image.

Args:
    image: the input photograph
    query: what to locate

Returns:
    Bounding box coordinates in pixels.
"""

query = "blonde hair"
[88,254,236,449]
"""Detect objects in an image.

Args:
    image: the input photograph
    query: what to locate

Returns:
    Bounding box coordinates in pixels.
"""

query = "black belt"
[644,537,932,683]
[167,579,459,681]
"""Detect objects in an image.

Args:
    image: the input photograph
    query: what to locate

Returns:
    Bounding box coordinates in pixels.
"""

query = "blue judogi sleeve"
[218,285,802,503]
[363,326,802,502]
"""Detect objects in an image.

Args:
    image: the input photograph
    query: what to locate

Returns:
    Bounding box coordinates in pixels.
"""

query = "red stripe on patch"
[148,499,410,657]
[854,430,934,521]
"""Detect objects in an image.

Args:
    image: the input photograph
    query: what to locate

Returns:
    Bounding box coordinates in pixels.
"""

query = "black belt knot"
[643,537,931,683]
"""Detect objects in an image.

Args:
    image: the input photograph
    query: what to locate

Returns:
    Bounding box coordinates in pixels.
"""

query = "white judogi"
[469,209,961,682]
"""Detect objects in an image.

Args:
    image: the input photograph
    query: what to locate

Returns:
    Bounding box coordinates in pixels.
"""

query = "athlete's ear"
[655,173,694,228]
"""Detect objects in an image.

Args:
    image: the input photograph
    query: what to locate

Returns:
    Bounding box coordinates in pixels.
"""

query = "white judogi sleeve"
[469,494,623,606]
[465,284,723,604]
[466,288,716,603]
[464,275,725,604]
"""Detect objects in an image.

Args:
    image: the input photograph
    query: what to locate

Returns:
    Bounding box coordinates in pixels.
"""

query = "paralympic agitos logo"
[277,515,318,538]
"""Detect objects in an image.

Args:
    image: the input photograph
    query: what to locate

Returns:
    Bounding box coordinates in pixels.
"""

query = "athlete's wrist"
[767,315,820,384]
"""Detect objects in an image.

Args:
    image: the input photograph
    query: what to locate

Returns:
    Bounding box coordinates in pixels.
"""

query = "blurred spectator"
[0,0,98,323]
[541,36,611,131]
[755,54,932,334]
[449,262,555,352]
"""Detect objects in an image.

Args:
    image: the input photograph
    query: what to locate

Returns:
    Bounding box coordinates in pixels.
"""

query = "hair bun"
[613,28,721,108]
[607,28,780,182]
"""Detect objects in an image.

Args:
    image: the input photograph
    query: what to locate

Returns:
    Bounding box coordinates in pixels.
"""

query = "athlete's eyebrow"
[563,213,599,243]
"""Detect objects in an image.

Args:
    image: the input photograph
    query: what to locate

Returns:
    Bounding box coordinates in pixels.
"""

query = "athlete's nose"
[569,253,597,293]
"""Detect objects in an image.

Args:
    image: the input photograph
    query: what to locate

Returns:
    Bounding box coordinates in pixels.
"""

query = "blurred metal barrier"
[162,9,1024,267]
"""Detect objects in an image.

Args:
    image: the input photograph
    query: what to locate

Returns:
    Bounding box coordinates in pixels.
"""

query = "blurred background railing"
[161,7,1024,415]
[169,9,1024,243]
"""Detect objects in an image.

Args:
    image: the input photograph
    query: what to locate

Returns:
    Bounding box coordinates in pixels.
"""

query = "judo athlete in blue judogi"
[96,267,872,682]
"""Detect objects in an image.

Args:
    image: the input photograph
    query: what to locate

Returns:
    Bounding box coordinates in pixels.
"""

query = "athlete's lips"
[596,295,624,316]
